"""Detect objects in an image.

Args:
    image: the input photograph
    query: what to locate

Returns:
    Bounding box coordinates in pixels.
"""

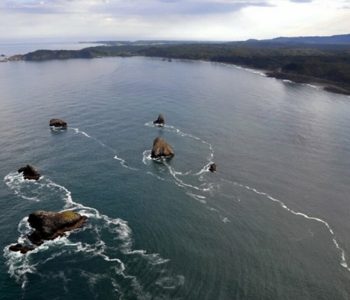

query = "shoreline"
[6,50,350,96]
[265,71,350,96]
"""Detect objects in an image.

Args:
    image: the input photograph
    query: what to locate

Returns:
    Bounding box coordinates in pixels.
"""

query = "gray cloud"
[97,1,272,16]
[3,0,272,15]
[289,0,313,2]
[0,0,349,42]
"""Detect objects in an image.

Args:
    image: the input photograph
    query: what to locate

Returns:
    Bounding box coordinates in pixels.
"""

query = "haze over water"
[1,56,350,299]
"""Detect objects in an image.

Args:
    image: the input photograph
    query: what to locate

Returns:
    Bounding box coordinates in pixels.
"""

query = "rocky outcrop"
[209,163,217,173]
[18,165,41,180]
[151,137,174,159]
[49,118,67,128]
[153,114,165,127]
[9,243,34,254]
[9,210,87,254]
[27,210,87,245]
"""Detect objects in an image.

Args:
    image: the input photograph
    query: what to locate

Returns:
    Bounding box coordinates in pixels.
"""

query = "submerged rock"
[49,118,67,128]
[209,163,217,173]
[9,243,34,254]
[18,165,41,180]
[9,210,87,254]
[153,114,165,127]
[151,137,174,159]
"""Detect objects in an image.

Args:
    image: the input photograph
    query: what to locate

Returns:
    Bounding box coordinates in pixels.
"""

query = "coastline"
[265,71,350,96]
[5,48,350,96]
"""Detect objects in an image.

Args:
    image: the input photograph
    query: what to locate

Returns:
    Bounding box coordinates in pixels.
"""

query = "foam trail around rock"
[163,161,212,193]
[144,121,215,173]
[4,172,42,202]
[3,174,181,296]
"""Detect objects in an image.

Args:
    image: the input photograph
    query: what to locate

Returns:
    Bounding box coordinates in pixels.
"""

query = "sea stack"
[49,118,67,129]
[9,210,87,254]
[18,165,41,180]
[153,114,165,127]
[151,137,174,159]
[209,163,217,173]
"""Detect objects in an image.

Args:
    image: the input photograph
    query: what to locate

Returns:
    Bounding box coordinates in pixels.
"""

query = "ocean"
[1,56,350,299]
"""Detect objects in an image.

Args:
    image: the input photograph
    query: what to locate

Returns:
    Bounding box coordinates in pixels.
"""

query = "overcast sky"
[1,0,349,42]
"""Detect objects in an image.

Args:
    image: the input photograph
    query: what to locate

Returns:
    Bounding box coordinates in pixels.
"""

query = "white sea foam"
[72,127,137,170]
[164,161,213,193]
[186,192,207,204]
[113,155,138,171]
[142,150,152,165]
[142,132,217,216]
[50,126,67,132]
[72,127,91,138]
[146,171,166,181]
[4,174,176,294]
[221,217,230,223]
[4,172,42,202]
[232,65,267,77]
[305,83,320,89]
[144,121,215,167]
[194,162,213,176]
[227,179,350,272]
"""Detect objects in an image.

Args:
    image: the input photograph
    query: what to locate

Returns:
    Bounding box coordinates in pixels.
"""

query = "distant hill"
[9,34,350,96]
[253,34,350,45]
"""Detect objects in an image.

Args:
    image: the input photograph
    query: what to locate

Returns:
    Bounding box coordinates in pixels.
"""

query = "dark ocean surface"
[1,56,350,300]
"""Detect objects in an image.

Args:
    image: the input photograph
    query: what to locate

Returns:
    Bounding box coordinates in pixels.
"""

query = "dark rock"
[324,85,350,95]
[153,114,165,127]
[27,210,87,245]
[49,118,67,128]
[9,210,87,254]
[9,243,34,254]
[209,163,217,173]
[151,137,174,159]
[18,165,41,180]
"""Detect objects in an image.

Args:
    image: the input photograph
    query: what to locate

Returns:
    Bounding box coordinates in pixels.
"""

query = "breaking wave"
[3,172,183,298]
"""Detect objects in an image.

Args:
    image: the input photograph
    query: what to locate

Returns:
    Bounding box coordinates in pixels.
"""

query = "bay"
[1,56,350,299]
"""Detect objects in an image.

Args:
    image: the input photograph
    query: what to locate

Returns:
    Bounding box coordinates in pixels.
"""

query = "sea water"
[1,57,350,299]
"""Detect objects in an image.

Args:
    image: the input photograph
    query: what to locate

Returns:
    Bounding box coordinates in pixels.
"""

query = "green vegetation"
[59,210,79,222]
[10,42,350,95]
